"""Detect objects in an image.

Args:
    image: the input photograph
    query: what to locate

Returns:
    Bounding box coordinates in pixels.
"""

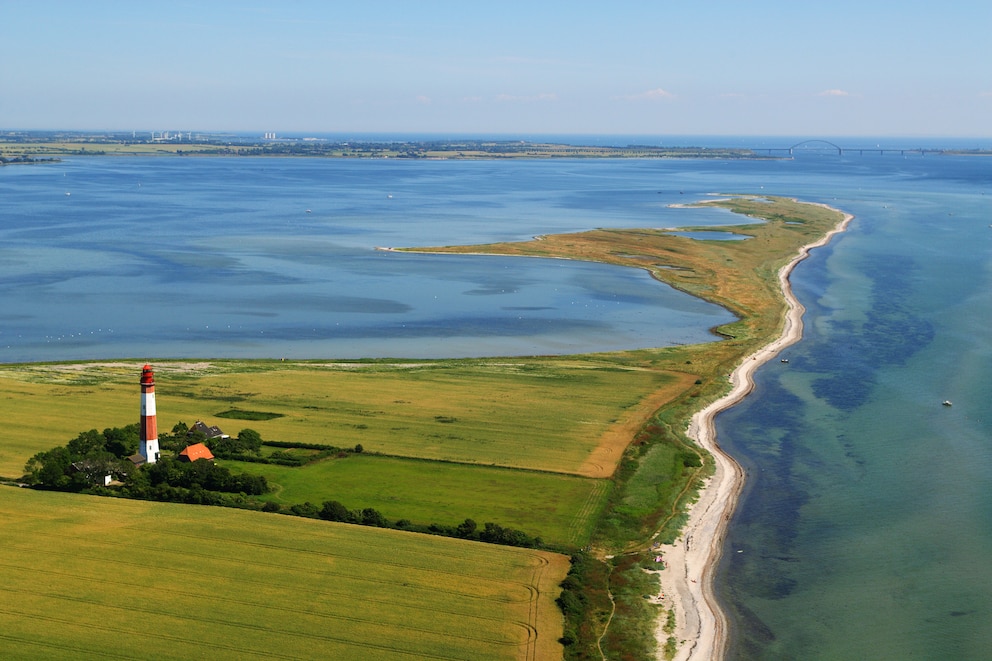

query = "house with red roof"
[178,442,215,463]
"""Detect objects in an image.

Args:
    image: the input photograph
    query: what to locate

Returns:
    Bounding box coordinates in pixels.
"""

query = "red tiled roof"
[179,442,215,462]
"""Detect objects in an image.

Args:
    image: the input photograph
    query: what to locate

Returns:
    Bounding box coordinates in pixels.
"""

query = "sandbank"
[653,203,854,660]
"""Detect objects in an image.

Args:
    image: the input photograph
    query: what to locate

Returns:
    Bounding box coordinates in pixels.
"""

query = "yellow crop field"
[0,487,568,660]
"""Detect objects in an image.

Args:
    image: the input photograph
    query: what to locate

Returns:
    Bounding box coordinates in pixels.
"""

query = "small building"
[70,459,123,486]
[179,442,215,463]
[189,420,228,441]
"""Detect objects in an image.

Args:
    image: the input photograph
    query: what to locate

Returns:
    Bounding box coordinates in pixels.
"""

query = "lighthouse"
[139,364,161,464]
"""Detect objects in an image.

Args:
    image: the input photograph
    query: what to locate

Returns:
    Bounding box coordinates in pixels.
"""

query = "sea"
[2,136,990,659]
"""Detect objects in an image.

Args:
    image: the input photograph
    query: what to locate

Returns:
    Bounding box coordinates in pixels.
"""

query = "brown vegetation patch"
[576,370,698,478]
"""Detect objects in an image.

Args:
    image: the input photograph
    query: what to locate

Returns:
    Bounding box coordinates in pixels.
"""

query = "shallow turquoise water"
[716,162,992,659]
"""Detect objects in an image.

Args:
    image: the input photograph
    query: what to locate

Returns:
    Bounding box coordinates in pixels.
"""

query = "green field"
[227,454,610,547]
[0,487,568,660]
[0,359,679,480]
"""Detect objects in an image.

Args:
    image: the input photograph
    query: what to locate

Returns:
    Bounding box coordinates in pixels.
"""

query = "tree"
[103,424,139,458]
[360,508,387,527]
[67,429,104,457]
[290,502,320,518]
[320,500,354,523]
[236,428,263,454]
[25,446,73,489]
[456,518,478,538]
[209,428,263,456]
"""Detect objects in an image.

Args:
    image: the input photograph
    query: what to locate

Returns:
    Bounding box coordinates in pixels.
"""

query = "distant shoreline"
[3,131,988,162]
[0,137,775,161]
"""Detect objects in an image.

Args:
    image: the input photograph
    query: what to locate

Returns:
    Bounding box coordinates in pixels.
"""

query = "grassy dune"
[0,487,568,660]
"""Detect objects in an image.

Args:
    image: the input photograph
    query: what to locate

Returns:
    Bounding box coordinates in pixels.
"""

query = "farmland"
[0,487,568,660]
[0,358,684,481]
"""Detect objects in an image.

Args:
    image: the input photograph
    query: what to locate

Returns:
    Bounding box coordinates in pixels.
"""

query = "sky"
[2,0,990,137]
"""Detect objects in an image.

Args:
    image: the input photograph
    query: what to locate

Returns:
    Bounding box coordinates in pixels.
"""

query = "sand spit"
[655,204,854,661]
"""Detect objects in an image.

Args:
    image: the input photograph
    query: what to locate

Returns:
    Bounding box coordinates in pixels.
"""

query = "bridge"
[756,140,945,156]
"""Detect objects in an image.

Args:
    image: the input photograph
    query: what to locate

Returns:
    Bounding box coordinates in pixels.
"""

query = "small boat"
[780,358,789,363]
[942,400,953,407]
[305,209,311,214]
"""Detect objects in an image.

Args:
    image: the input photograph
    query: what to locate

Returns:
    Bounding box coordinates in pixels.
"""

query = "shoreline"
[654,204,854,660]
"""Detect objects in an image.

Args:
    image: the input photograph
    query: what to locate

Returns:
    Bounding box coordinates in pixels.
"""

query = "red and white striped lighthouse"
[139,364,161,464]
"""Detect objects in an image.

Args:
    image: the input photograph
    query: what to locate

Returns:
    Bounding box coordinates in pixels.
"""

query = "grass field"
[0,358,683,480]
[0,487,568,660]
[226,454,611,547]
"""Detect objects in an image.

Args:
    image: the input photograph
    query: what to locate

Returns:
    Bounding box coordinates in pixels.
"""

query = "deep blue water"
[3,147,990,657]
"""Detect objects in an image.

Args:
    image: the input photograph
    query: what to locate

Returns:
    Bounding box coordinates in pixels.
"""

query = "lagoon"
[1,156,743,362]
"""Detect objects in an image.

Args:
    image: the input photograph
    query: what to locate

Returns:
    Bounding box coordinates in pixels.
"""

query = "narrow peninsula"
[393,195,852,660]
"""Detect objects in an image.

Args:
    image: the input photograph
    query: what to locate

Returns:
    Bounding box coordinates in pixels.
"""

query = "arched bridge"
[789,139,843,154]
[755,140,940,157]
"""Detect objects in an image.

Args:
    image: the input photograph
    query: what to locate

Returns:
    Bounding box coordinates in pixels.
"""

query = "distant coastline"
[0,134,772,161]
[3,130,989,162]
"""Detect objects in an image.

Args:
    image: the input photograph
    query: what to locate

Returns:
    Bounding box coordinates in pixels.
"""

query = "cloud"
[980,91,992,98]
[818,89,851,97]
[415,95,431,105]
[618,88,676,101]
[495,93,558,103]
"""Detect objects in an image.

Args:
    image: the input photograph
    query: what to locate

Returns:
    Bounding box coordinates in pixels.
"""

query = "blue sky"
[2,1,989,136]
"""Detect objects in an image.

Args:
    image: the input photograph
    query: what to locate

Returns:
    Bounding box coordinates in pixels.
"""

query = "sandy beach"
[653,204,854,661]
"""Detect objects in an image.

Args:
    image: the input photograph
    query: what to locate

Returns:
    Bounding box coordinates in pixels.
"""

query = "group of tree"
[141,456,267,495]
[24,424,140,490]
[271,499,543,549]
[23,422,544,552]
[23,421,267,501]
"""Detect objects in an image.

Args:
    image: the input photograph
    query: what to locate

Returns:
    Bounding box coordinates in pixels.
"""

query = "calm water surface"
[1,157,741,361]
[3,149,990,658]
[711,153,992,660]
